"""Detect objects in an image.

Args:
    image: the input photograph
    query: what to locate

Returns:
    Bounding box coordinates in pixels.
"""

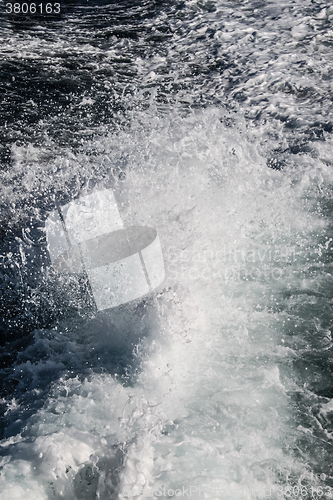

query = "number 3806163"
[5,3,61,14]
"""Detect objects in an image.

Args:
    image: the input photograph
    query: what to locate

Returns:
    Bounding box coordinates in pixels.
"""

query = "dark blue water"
[0,1,333,499]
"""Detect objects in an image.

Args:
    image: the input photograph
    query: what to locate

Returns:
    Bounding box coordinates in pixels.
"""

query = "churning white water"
[1,108,333,499]
[1,0,333,499]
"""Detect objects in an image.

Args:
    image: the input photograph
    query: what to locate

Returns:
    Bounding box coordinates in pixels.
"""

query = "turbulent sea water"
[0,0,333,498]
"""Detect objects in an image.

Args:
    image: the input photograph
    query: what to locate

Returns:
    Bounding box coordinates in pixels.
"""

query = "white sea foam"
[1,1,333,496]
[1,107,332,499]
